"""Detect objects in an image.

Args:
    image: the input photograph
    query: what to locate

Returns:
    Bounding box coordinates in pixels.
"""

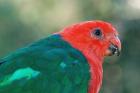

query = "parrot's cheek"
[105,49,113,56]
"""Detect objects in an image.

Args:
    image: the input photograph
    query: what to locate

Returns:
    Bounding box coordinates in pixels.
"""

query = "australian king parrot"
[0,20,121,93]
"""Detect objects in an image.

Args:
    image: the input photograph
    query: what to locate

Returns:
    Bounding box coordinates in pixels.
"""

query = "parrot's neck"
[84,52,103,93]
[60,32,104,93]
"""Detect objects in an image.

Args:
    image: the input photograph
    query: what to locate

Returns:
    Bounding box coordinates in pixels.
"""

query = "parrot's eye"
[91,28,102,38]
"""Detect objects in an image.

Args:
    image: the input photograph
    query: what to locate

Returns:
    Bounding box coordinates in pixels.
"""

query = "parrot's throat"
[85,53,103,93]
[60,33,104,93]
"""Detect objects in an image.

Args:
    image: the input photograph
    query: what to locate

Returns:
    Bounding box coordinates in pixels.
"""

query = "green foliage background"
[0,0,140,93]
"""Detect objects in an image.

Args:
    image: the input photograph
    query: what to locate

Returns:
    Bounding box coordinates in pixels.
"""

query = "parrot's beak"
[105,36,121,56]
[105,44,121,56]
[108,43,121,56]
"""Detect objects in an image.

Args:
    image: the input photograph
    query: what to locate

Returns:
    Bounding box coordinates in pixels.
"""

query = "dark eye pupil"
[94,29,102,36]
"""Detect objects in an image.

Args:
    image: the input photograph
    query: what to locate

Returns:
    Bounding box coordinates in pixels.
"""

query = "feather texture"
[0,34,90,93]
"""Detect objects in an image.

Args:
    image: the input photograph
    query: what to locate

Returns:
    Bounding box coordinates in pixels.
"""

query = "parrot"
[0,20,121,93]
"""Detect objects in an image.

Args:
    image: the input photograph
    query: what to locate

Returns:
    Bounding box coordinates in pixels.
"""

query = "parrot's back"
[0,34,90,93]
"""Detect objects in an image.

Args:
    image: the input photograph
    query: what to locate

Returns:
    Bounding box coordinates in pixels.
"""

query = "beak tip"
[117,50,121,56]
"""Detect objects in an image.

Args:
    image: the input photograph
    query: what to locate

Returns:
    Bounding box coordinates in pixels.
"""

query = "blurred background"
[0,0,140,93]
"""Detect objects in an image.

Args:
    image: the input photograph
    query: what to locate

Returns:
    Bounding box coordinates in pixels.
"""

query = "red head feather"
[59,20,121,93]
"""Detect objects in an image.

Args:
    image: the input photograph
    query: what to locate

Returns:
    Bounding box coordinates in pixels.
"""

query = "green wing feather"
[0,34,90,93]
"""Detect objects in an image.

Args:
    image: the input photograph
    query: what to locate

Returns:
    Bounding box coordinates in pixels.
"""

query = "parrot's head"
[60,20,121,59]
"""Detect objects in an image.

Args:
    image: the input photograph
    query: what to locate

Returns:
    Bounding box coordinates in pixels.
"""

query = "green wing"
[0,34,90,93]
